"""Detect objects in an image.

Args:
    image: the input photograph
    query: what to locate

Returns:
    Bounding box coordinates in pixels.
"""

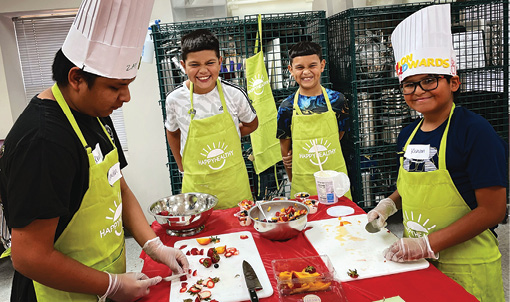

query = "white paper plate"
[326,205,355,217]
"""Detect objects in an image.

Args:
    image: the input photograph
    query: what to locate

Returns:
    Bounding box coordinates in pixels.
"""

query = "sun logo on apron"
[300,139,336,166]
[248,74,267,96]
[101,200,123,238]
[403,210,436,238]
[199,142,234,170]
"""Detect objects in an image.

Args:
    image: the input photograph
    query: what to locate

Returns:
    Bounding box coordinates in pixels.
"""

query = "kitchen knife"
[365,219,382,233]
[243,260,262,302]
[162,272,187,282]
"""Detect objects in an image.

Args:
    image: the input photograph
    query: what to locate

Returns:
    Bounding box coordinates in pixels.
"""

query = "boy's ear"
[68,67,85,91]
[218,56,223,65]
[320,59,326,72]
[450,75,460,92]
[180,60,186,71]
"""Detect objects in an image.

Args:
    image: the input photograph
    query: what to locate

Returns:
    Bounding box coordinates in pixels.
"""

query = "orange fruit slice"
[196,238,211,245]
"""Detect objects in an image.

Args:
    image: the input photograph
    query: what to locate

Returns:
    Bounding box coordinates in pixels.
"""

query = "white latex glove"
[143,237,189,274]
[99,272,161,302]
[384,236,438,262]
[366,197,397,229]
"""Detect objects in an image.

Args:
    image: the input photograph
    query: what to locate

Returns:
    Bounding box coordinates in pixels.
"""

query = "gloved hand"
[384,236,437,262]
[366,197,397,229]
[99,272,161,302]
[143,237,189,274]
[282,150,292,169]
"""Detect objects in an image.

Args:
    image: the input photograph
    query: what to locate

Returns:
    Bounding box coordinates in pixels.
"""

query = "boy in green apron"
[0,1,188,301]
[366,5,507,301]
[276,41,351,199]
[165,29,258,209]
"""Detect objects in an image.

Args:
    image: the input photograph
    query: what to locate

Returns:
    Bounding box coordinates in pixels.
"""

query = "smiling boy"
[276,41,351,199]
[165,29,258,209]
[366,5,507,301]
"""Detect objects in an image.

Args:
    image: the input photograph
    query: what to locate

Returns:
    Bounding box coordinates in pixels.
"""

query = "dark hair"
[52,48,97,87]
[289,41,323,65]
[443,74,461,98]
[180,29,220,62]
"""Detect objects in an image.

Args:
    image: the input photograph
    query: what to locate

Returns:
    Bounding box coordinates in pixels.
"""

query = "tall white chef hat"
[391,4,457,82]
[62,0,155,79]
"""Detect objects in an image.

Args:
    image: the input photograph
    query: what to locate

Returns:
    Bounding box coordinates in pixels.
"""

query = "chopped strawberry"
[199,249,204,255]
[180,275,188,281]
[225,252,233,258]
[234,251,240,255]
[181,282,188,287]
[240,235,249,239]
[179,287,187,293]
[189,286,201,293]
[190,248,199,255]
[198,290,212,299]
[202,258,212,268]
[207,247,218,258]
[186,250,191,256]
[206,279,215,288]
[192,270,197,276]
[211,253,220,263]
[188,269,192,274]
[226,247,237,253]
[199,258,206,264]
[179,245,187,250]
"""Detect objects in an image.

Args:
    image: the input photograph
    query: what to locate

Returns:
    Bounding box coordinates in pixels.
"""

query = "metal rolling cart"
[151,12,331,200]
[327,0,509,210]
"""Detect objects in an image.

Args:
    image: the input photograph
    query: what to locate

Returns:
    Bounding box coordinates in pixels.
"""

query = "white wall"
[0,0,175,223]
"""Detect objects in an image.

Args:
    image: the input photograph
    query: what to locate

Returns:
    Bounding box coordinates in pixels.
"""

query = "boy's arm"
[239,116,258,137]
[339,131,345,140]
[280,138,292,182]
[166,129,183,172]
[429,186,506,253]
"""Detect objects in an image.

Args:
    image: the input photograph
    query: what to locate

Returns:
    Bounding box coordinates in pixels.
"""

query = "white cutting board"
[305,215,429,282]
[170,231,273,302]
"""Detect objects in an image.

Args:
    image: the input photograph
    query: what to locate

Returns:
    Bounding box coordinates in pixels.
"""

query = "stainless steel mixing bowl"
[148,192,218,236]
[248,200,309,241]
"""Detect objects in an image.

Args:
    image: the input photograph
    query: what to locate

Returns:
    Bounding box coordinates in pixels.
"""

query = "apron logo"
[299,139,336,166]
[248,74,269,96]
[100,200,123,238]
[403,210,436,238]
[198,142,234,170]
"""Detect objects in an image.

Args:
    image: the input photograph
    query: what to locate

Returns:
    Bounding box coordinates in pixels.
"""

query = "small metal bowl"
[248,201,309,241]
[148,192,218,236]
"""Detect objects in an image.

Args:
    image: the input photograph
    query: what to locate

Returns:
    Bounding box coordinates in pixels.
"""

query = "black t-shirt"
[0,95,127,302]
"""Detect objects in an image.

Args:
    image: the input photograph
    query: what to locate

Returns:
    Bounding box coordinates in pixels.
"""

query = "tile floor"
[0,217,508,302]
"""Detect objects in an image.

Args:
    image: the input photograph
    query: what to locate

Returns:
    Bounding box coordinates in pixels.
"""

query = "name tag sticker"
[92,143,104,164]
[404,144,430,160]
[108,162,122,186]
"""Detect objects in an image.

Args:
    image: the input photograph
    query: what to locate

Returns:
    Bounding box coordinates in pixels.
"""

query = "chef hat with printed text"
[391,4,457,82]
[62,0,155,79]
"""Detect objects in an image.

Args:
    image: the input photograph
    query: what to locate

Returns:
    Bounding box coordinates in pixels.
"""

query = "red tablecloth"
[139,197,477,302]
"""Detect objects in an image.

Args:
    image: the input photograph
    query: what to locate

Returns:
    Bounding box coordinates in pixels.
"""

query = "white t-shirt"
[165,79,257,155]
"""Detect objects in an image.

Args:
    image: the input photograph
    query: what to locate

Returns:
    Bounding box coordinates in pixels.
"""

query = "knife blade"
[365,219,381,233]
[243,260,262,302]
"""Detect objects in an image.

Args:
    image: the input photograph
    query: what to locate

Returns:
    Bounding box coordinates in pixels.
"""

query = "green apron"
[397,103,504,302]
[290,87,351,200]
[245,15,281,174]
[181,79,252,209]
[33,84,126,301]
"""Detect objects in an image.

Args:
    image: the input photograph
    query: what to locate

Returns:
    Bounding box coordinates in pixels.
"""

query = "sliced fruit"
[179,287,187,293]
[196,238,211,245]
[179,245,187,250]
[206,279,215,288]
[240,235,249,239]
[215,245,226,254]
[190,248,199,255]
[198,290,212,299]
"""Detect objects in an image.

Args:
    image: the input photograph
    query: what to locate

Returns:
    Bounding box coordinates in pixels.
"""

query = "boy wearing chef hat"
[366,4,506,301]
[0,0,189,301]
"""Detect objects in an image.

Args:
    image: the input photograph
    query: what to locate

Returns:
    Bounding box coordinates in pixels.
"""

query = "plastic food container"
[271,255,348,302]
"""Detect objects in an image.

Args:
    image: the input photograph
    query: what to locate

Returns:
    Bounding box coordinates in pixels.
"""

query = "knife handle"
[248,288,259,302]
